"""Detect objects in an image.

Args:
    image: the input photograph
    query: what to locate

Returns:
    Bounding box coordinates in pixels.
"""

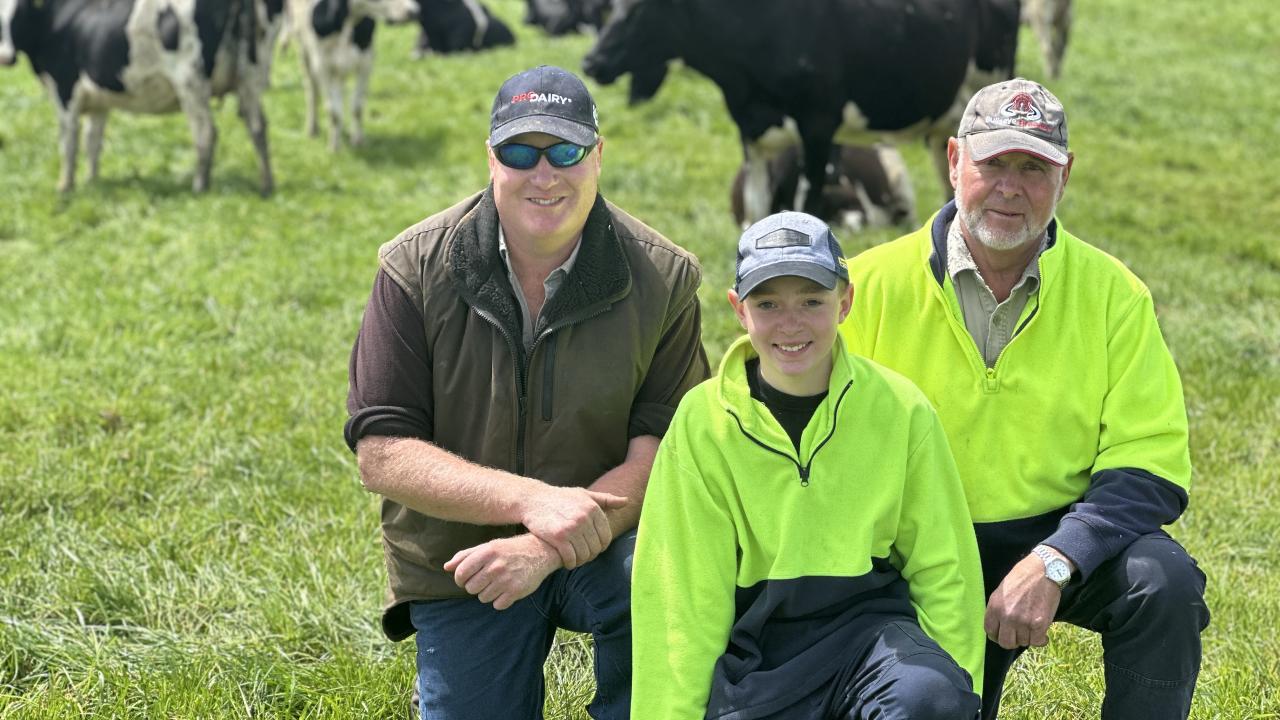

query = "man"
[840,78,1210,719]
[344,64,709,719]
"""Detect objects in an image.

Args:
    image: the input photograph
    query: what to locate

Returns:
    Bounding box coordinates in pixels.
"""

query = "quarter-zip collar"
[716,335,855,464]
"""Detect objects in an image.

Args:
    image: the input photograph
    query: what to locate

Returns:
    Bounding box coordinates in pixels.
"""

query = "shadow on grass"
[71,171,279,204]
[350,130,445,168]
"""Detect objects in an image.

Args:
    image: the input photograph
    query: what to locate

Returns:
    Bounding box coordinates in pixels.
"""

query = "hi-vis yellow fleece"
[631,336,985,719]
[840,203,1192,580]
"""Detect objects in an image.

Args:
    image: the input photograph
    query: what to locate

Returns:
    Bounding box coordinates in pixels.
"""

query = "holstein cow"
[412,0,514,57]
[730,143,917,232]
[286,0,418,151]
[0,0,283,195]
[523,0,609,35]
[1022,0,1070,78]
[583,0,1021,224]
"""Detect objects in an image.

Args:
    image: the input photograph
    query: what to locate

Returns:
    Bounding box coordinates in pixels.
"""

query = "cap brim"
[736,262,840,298]
[965,130,1068,166]
[490,115,597,147]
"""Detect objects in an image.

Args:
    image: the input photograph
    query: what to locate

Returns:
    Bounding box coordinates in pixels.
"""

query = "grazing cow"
[286,0,418,151]
[523,0,609,35]
[1022,0,1070,78]
[0,0,283,195]
[730,143,917,233]
[413,0,514,57]
[583,0,1021,224]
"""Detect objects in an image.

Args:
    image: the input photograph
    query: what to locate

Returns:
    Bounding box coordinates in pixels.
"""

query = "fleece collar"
[715,335,856,451]
[927,200,1060,286]
[446,186,633,342]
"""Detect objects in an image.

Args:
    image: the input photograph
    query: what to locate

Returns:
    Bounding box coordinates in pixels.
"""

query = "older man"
[840,78,1209,719]
[344,65,709,718]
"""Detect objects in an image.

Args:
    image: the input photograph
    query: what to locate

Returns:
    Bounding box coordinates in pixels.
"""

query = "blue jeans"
[409,530,635,720]
[980,532,1210,719]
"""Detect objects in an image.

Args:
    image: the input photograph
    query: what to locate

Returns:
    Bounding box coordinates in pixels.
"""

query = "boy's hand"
[444,534,560,610]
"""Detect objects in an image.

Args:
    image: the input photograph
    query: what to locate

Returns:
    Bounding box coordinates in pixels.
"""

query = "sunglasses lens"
[546,143,589,168]
[497,144,540,169]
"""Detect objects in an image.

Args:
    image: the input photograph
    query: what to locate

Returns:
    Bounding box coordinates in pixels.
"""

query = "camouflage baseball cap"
[958,78,1069,166]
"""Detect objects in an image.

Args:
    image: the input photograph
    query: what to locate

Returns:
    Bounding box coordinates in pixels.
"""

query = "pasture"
[1,0,1277,717]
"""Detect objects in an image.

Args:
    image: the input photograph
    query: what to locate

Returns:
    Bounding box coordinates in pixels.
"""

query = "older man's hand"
[984,553,1063,650]
[520,485,628,570]
[444,534,560,610]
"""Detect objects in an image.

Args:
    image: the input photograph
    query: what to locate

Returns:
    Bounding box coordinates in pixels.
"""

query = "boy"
[631,212,985,719]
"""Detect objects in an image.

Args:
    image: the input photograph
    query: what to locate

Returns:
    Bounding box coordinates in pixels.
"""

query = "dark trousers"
[757,619,980,720]
[409,530,636,720]
[980,532,1210,720]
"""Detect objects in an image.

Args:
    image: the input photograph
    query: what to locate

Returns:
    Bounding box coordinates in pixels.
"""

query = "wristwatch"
[1032,545,1071,589]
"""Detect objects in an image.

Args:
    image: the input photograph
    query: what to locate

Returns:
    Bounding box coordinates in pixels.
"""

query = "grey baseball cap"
[490,65,599,147]
[958,77,1069,166]
[735,212,848,298]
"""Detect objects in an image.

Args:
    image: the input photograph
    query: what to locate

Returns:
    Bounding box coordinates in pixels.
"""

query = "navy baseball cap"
[490,65,599,147]
[735,212,848,298]
[958,77,1069,166]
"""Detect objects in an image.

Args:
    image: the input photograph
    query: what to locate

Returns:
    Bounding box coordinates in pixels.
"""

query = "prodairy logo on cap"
[511,92,575,105]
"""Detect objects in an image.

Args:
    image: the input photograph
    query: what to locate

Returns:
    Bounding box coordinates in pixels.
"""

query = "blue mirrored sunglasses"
[495,141,592,170]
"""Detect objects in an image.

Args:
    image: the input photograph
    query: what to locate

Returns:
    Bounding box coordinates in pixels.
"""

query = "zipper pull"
[799,465,810,487]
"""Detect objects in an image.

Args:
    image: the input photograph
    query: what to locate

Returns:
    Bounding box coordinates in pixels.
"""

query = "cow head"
[0,0,33,67]
[582,0,676,86]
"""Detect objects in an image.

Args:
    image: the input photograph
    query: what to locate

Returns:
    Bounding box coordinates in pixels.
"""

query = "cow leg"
[84,112,109,183]
[43,78,82,194]
[324,76,346,152]
[797,117,839,219]
[875,144,917,227]
[56,108,80,193]
[237,82,275,197]
[741,119,800,226]
[1046,0,1072,79]
[350,51,373,147]
[301,50,321,137]
[925,130,954,202]
[176,82,217,193]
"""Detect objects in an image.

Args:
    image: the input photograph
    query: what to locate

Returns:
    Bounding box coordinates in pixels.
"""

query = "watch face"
[1046,559,1070,584]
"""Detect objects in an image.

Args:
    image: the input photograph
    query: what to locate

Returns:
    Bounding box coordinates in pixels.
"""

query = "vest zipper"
[541,333,558,421]
[726,381,853,487]
[473,306,529,473]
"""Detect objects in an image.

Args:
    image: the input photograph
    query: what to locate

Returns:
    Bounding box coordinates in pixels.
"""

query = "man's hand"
[444,534,560,610]
[520,485,628,570]
[984,552,1065,650]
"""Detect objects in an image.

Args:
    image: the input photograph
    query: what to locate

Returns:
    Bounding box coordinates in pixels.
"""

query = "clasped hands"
[444,485,628,610]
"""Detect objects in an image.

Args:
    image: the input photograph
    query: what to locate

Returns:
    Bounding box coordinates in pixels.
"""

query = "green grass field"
[1,0,1278,717]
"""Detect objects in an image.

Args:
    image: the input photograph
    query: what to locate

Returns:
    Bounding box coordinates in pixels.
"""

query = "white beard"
[954,196,1042,251]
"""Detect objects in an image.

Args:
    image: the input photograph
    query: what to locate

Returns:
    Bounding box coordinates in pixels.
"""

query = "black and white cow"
[0,0,283,195]
[523,0,609,36]
[730,143,917,232]
[286,0,418,151]
[413,0,513,57]
[583,0,1021,224]
[1022,0,1070,78]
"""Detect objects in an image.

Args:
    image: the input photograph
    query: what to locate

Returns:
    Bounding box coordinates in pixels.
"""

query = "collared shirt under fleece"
[631,336,985,720]
[839,202,1192,580]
